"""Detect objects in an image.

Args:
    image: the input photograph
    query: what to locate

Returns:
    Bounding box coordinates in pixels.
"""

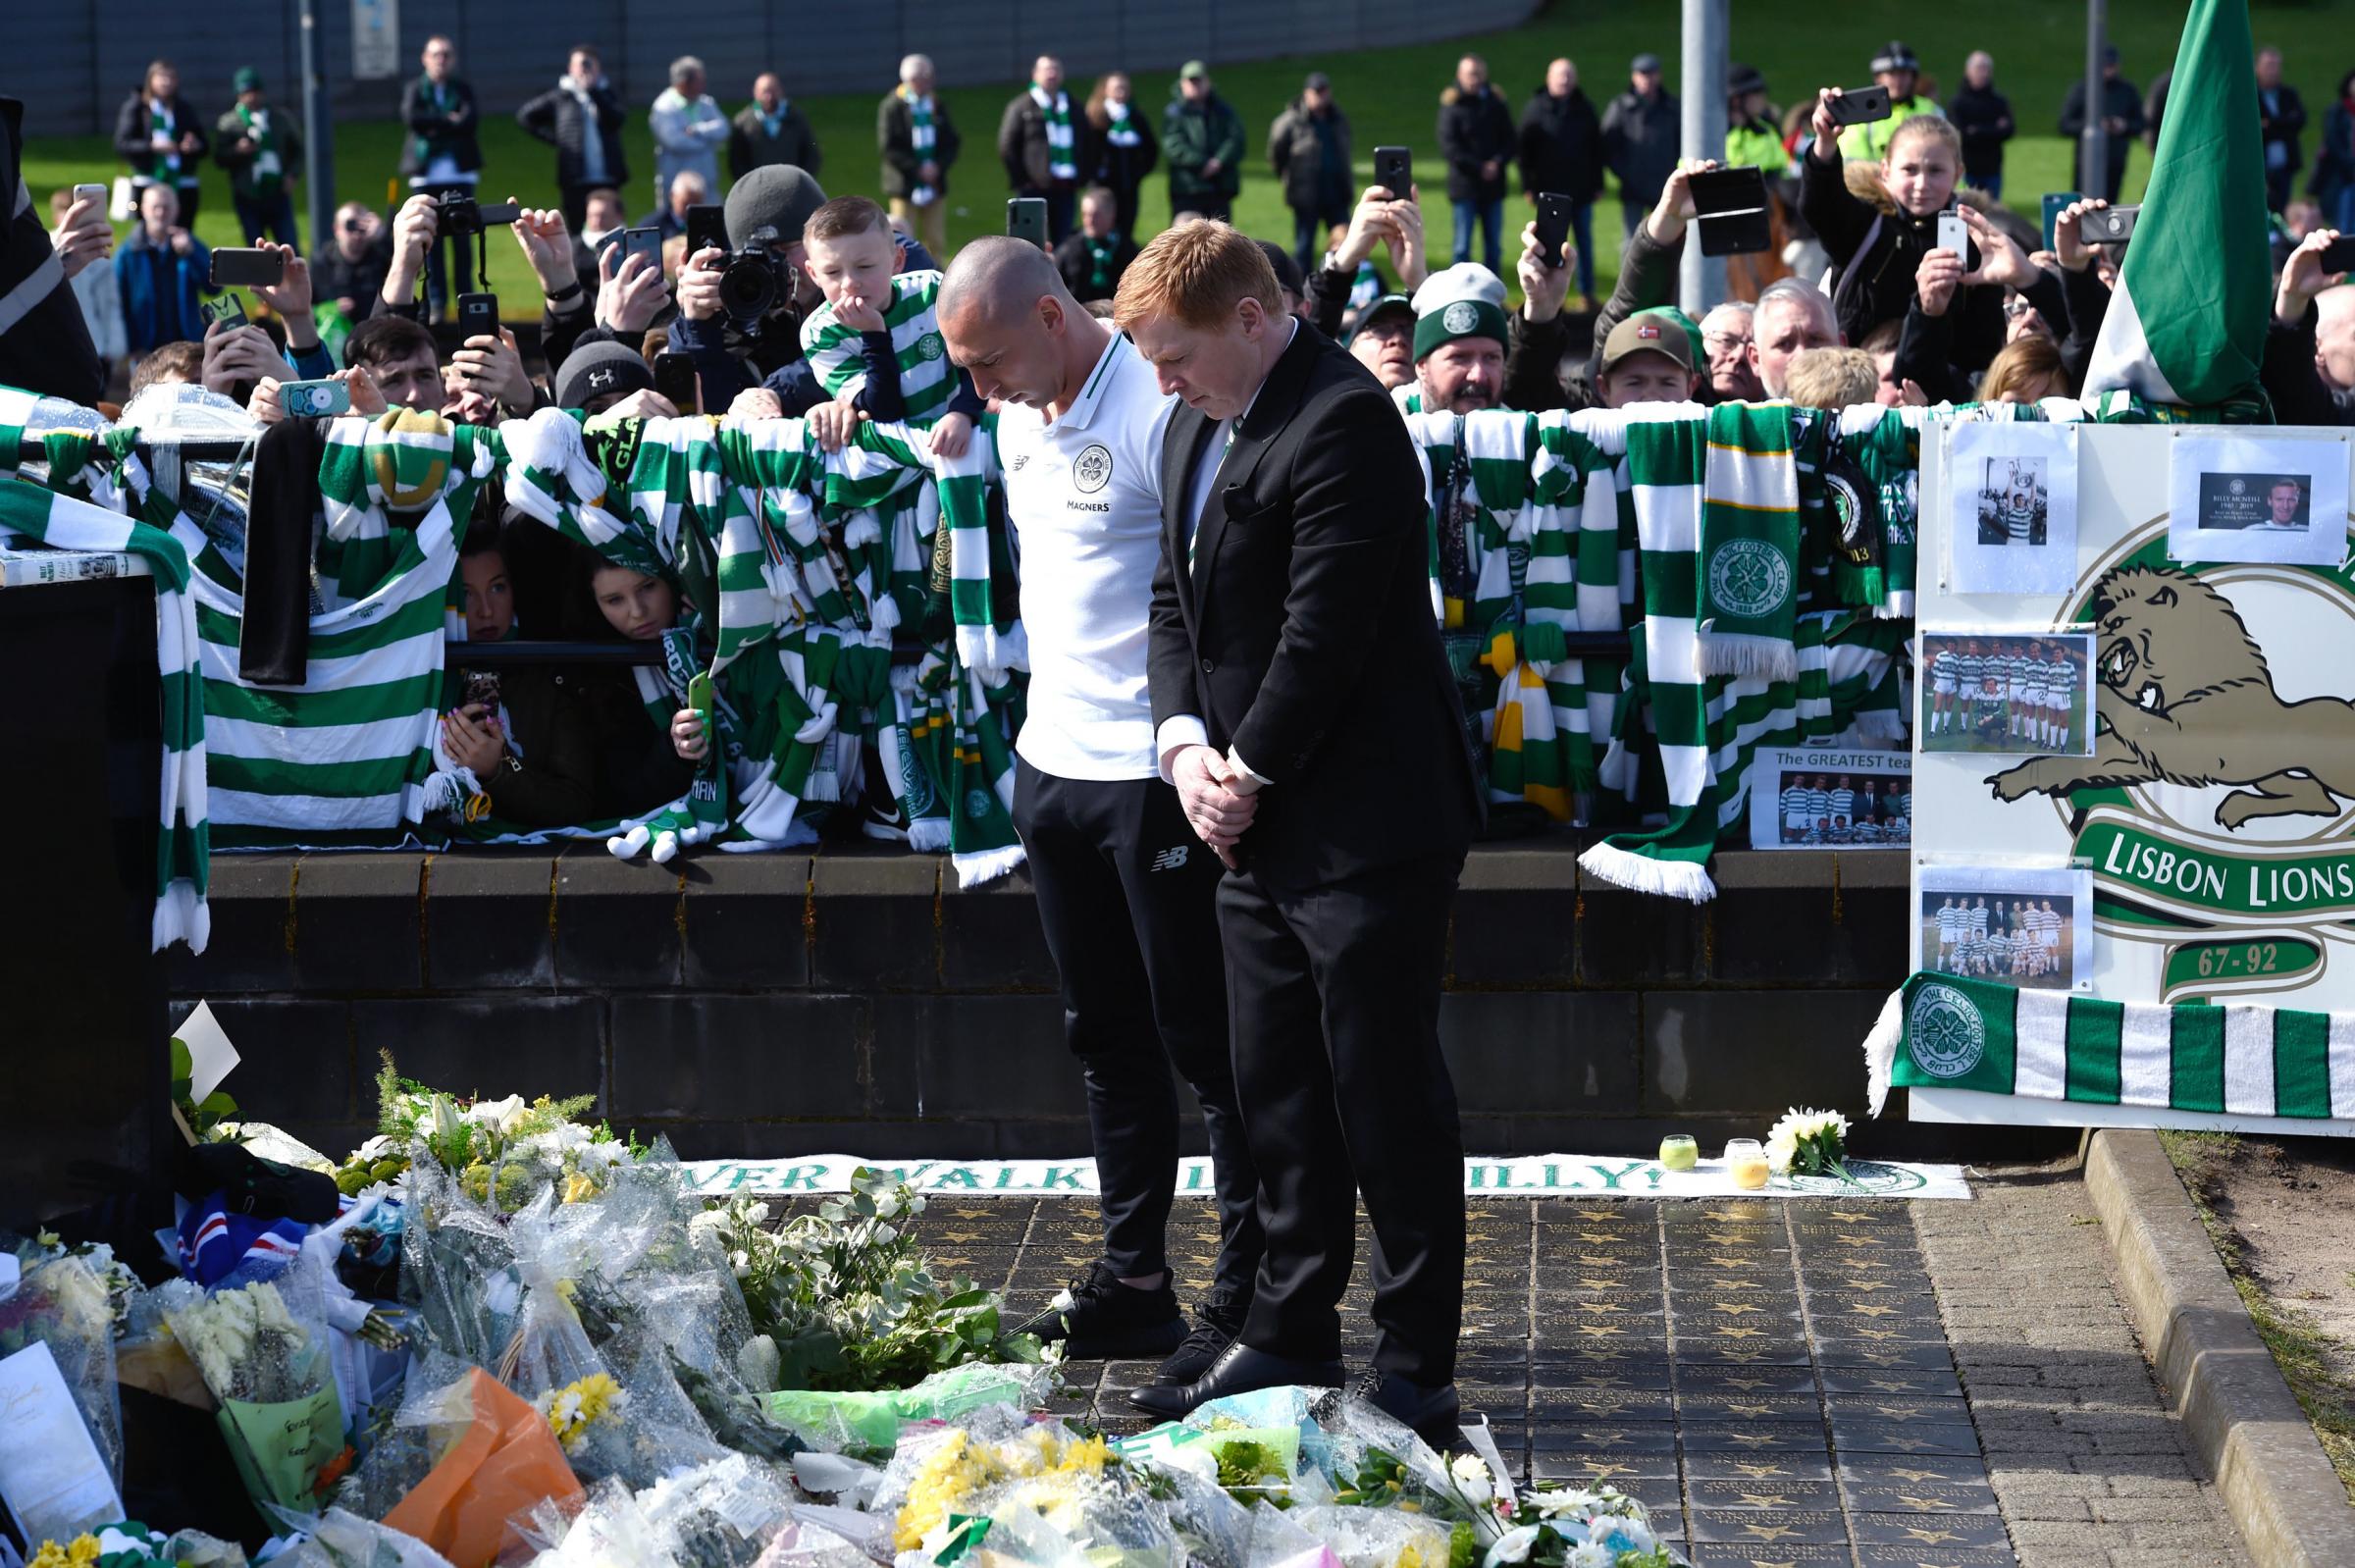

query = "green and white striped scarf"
[801,269,959,426]
[1034,87,1076,182]
[920,413,1027,679]
[0,399,208,951]
[317,411,497,610]
[148,98,188,181]
[1866,969,2355,1122]
[905,92,938,204]
[234,103,286,197]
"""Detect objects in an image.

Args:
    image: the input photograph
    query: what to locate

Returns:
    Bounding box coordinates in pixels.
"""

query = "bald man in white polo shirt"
[937,238,1263,1390]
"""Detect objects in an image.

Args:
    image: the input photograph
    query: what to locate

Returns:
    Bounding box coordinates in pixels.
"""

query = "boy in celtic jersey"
[800,196,987,451]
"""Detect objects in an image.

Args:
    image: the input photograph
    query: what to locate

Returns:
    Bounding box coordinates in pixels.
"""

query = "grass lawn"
[25,0,2279,323]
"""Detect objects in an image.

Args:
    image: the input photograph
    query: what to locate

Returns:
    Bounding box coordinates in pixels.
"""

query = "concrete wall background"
[160,841,2069,1167]
[14,0,1540,138]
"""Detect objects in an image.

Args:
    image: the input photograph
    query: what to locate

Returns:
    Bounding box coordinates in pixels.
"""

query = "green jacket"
[1725,117,1787,177]
[1163,88,1245,202]
[215,103,302,200]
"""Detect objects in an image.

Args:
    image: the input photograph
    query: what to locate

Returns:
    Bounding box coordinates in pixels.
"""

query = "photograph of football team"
[1919,630,2095,757]
[1919,889,2077,991]
[1751,748,1910,849]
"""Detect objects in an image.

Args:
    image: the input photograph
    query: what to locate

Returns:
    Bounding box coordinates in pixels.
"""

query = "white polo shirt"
[997,330,1179,780]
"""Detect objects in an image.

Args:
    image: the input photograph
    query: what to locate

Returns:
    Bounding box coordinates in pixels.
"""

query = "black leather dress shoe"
[1128,1342,1344,1419]
[1348,1368,1463,1450]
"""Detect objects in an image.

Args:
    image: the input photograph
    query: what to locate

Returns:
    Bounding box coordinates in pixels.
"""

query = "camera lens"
[717,253,778,320]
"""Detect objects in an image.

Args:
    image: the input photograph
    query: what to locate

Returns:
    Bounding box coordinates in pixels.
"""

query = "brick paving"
[865,1174,2248,1568]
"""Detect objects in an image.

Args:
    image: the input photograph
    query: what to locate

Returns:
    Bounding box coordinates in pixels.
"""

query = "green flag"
[2082,0,2271,407]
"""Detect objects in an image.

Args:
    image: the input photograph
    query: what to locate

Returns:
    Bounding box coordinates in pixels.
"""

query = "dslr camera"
[714,226,796,325]
[432,191,522,237]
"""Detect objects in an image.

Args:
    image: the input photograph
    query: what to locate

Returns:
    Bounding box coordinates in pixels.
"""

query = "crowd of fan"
[2,33,2351,834]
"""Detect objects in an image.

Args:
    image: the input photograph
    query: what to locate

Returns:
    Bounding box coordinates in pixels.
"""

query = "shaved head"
[940,235,1108,413]
[939,235,1073,331]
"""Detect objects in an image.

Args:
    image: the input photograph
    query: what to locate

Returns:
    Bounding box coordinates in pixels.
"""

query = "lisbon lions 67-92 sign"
[1917,422,2355,1015]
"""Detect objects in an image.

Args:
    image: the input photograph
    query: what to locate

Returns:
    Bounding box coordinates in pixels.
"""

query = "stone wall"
[167,840,2058,1164]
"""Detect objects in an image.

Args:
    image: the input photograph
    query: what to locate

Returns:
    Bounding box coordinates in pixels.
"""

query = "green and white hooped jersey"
[802,269,959,426]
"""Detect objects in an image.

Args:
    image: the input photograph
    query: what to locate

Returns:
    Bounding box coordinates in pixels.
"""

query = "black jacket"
[1517,87,1604,200]
[1077,108,1158,206]
[1502,215,1681,412]
[1268,98,1354,213]
[1150,325,1478,887]
[113,91,209,184]
[1438,84,1516,203]
[1945,83,2015,183]
[448,662,696,828]
[2262,299,2355,427]
[309,230,395,315]
[1053,230,1139,302]
[0,97,102,406]
[877,91,962,199]
[2259,83,2308,178]
[2058,77,2143,194]
[1600,87,1679,204]
[729,101,822,183]
[516,79,630,192]
[398,74,482,180]
[999,89,1075,193]
[1801,146,2003,369]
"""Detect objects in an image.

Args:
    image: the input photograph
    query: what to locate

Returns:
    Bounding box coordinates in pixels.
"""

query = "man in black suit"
[1113,223,1478,1447]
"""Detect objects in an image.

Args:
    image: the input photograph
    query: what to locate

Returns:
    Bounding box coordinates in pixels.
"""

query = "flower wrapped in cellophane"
[157,1277,348,1514]
[872,1405,1178,1568]
[517,1453,796,1568]
[0,1248,128,1539]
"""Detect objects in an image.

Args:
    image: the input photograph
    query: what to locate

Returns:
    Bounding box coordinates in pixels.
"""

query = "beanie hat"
[1599,310,1696,376]
[724,164,827,249]
[1255,238,1305,298]
[1410,262,1508,360]
[554,340,655,411]
[233,68,264,94]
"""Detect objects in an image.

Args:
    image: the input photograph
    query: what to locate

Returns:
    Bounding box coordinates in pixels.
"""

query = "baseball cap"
[1599,311,1696,376]
[1304,71,1332,92]
[1410,263,1508,360]
[1255,239,1305,299]
[555,341,656,412]
[1726,64,1767,99]
[1632,53,1663,76]
[234,68,264,94]
[1180,61,1211,81]
[1349,293,1416,345]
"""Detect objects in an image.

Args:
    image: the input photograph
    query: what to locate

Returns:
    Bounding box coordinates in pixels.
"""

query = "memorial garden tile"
[1685,1478,1840,1513]
[1674,1391,1821,1422]
[1815,1366,1963,1398]
[1682,1453,1835,1485]
[1687,1508,1850,1545]
[1834,1454,1991,1489]
[1677,1421,1832,1452]
[1673,1364,1819,1397]
[1526,1450,1683,1483]
[1838,1479,2001,1516]
[1529,1422,1677,1453]
[1688,1544,1853,1568]
[1855,1547,2018,1568]
[1849,1512,2012,1550]
[1824,1392,1973,1425]
[1833,1420,1982,1458]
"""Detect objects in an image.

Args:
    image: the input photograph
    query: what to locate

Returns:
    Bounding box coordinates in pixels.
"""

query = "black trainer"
[1013,1261,1187,1360]
[1149,1286,1251,1387]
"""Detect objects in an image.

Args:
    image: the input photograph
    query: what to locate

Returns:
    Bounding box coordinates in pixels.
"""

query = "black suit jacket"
[1149,323,1478,889]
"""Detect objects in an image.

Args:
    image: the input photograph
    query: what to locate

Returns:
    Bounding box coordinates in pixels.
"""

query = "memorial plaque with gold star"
[1854,1544,2020,1568]
[1534,1358,1676,1389]
[1682,1453,1835,1485]
[1687,1508,1849,1544]
[1687,1544,1854,1568]
[1818,1367,1965,1398]
[1679,1422,1833,1453]
[1529,1387,1678,1422]
[1670,1334,1813,1365]
[1836,1455,1992,1490]
[1675,1364,1818,1397]
[1677,1390,1822,1422]
[1825,1393,1973,1426]
[1530,1422,1676,1453]
[1849,1513,2011,1550]
[1813,1337,1957,1370]
[1839,1482,2001,1516]
[1833,1421,1981,1458]
[1527,1449,1681,1482]
[1687,1479,1840,1513]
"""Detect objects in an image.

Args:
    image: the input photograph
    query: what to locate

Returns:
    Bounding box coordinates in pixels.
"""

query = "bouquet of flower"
[872,1405,1174,1568]
[376,1052,638,1214]
[20,1521,245,1568]
[158,1279,348,1513]
[1478,1486,1680,1568]
[1764,1107,1858,1185]
[0,1247,126,1522]
[521,1454,797,1568]
[692,1171,1044,1397]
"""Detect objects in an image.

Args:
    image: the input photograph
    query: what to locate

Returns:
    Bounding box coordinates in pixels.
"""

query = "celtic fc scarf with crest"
[1866,969,2355,1123]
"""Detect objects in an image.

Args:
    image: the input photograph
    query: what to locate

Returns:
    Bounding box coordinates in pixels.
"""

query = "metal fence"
[15,0,1540,138]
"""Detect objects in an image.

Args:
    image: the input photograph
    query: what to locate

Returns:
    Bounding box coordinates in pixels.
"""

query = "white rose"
[1483,1526,1543,1567]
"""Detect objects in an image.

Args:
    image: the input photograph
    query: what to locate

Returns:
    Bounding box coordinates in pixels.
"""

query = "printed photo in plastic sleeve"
[1749,745,1911,849]
[1914,862,2093,992]
[1948,418,2078,595]
[1918,629,2096,758]
[2167,429,2350,567]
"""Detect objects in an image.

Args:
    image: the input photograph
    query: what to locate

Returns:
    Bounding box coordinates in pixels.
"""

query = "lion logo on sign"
[1987,564,2355,830]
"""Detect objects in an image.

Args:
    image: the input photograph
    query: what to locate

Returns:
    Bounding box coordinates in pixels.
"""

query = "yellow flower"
[1396,1542,1427,1568]
[561,1172,599,1204]
[543,1371,625,1450]
[895,1430,997,1552]
[26,1537,100,1568]
[1057,1435,1110,1475]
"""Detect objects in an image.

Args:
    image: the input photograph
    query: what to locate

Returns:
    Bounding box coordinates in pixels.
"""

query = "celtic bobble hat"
[1410,262,1509,360]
